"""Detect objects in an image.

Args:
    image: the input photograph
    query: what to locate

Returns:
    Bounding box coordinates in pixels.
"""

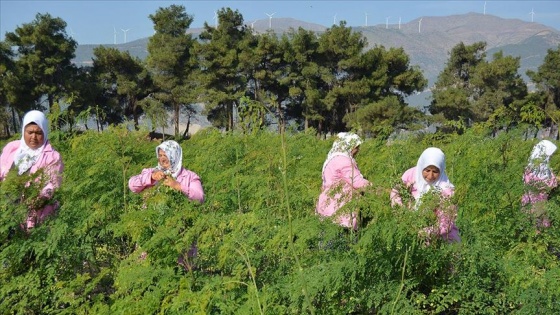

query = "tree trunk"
[182,115,191,139]
[277,101,285,134]
[11,106,18,135]
[132,100,139,130]
[174,103,180,136]
[228,102,234,131]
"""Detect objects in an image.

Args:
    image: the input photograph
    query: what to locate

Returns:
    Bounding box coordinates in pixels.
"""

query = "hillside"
[71,13,560,109]
[72,18,328,67]
[356,12,560,86]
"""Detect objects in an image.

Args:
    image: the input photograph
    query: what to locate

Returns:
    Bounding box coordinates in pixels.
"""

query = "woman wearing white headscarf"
[128,140,204,269]
[128,140,204,203]
[522,139,559,229]
[390,147,460,243]
[0,110,64,230]
[316,132,370,229]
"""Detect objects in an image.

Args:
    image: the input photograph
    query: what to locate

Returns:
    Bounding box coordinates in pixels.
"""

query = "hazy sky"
[1,1,559,45]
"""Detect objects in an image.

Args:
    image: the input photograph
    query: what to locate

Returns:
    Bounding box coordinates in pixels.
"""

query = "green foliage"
[527,45,560,129]
[1,126,560,313]
[4,12,78,111]
[147,4,196,136]
[430,42,530,132]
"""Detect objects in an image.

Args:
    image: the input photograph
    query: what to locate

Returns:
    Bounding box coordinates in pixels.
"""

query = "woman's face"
[23,123,44,149]
[158,149,171,170]
[422,165,440,184]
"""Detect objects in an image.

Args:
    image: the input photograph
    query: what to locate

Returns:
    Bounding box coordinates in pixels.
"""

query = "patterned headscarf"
[527,140,557,180]
[14,110,49,175]
[155,140,183,179]
[322,132,363,173]
[414,147,453,200]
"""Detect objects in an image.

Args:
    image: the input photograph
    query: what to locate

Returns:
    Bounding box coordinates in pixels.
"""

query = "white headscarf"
[527,140,557,180]
[14,110,49,175]
[322,132,363,173]
[414,147,453,199]
[155,140,183,179]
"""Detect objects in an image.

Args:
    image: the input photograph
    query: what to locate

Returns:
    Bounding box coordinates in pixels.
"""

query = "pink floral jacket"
[0,140,64,229]
[316,155,370,229]
[390,167,460,243]
[128,167,205,203]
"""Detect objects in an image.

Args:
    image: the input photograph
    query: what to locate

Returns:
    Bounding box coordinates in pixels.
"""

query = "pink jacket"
[316,155,370,229]
[128,167,204,203]
[522,169,557,205]
[390,167,460,243]
[0,140,64,229]
[521,169,557,228]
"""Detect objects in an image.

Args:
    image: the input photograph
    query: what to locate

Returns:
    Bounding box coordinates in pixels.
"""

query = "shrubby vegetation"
[1,124,560,314]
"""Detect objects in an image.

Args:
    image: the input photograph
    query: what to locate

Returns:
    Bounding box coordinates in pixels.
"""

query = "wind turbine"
[530,8,535,22]
[121,28,130,43]
[68,27,75,38]
[483,1,487,15]
[333,13,337,25]
[250,20,258,34]
[364,12,368,27]
[213,11,218,28]
[386,16,390,29]
[265,12,275,29]
[398,17,401,30]
[418,18,423,34]
[113,26,117,44]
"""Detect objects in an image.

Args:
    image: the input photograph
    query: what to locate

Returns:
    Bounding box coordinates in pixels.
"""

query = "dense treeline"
[1,5,560,139]
[1,125,560,313]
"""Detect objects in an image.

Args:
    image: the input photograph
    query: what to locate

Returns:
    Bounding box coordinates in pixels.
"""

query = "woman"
[128,140,204,203]
[128,140,204,270]
[316,132,370,229]
[522,139,559,229]
[390,147,460,243]
[0,110,64,230]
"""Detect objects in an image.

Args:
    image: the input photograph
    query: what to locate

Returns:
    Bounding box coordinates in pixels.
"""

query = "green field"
[1,126,559,314]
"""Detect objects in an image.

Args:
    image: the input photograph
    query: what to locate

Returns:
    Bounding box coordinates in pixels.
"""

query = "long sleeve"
[390,167,416,207]
[39,151,63,199]
[0,141,20,180]
[316,155,369,229]
[524,170,558,187]
[25,142,64,229]
[176,169,204,203]
[421,187,460,242]
[339,159,370,190]
[128,168,156,193]
[129,168,205,203]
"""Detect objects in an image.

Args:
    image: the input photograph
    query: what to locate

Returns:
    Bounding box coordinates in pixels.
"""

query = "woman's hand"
[152,170,166,181]
[162,176,181,191]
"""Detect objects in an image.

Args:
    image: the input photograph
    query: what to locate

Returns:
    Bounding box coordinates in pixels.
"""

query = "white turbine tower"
[213,11,218,28]
[364,11,368,27]
[530,8,535,22]
[250,20,258,34]
[418,18,423,34]
[265,12,275,29]
[68,27,75,39]
[386,16,390,29]
[398,17,401,30]
[333,13,337,25]
[121,28,130,43]
[483,1,487,15]
[113,27,117,44]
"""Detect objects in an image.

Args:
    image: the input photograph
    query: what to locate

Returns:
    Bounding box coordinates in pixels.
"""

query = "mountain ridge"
[72,12,560,106]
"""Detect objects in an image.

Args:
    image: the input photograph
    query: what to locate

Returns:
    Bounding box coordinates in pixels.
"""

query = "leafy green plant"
[1,126,560,314]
